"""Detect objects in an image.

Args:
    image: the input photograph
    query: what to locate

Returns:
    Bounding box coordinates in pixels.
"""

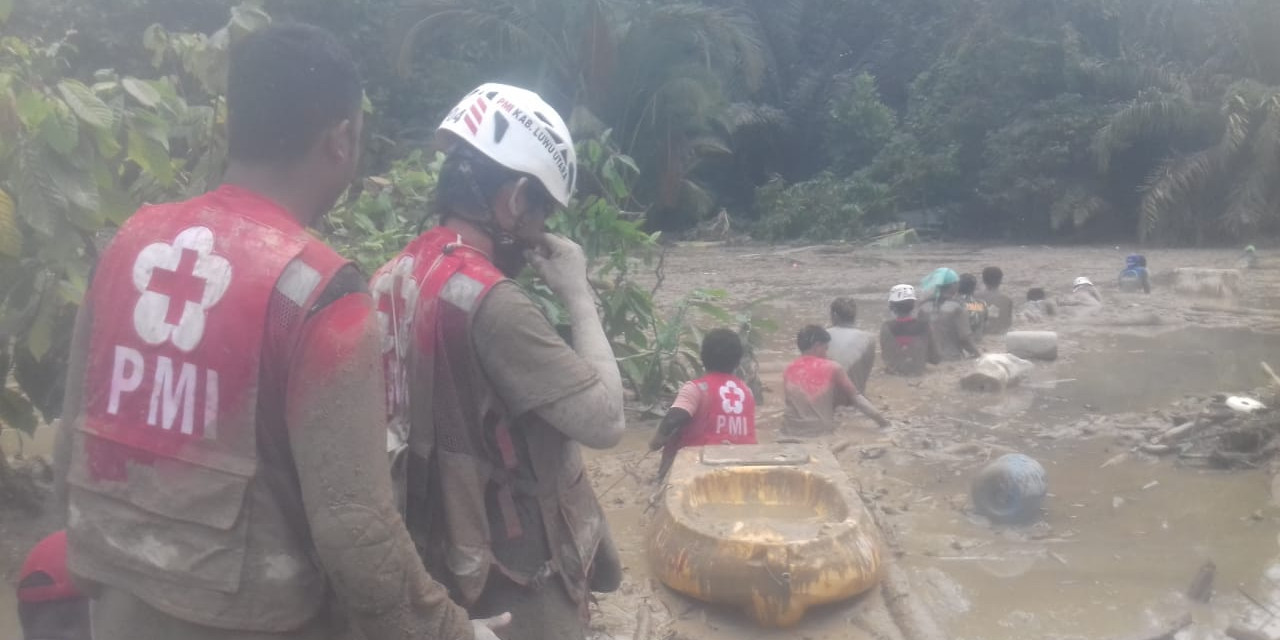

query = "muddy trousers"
[470,573,586,640]
[88,587,355,640]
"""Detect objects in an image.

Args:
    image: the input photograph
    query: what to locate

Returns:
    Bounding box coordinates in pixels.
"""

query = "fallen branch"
[1226,624,1273,640]
[1185,560,1215,603]
[1111,612,1192,640]
[1264,362,1280,389]
[633,602,653,640]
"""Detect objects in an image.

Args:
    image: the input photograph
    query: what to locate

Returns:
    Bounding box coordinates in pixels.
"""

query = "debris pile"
[1134,390,1278,468]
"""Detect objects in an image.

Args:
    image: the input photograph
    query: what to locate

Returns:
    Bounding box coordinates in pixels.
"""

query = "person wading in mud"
[649,329,757,482]
[957,273,990,338]
[373,83,624,640]
[879,284,940,376]
[783,325,890,436]
[826,297,877,395]
[52,25,491,640]
[1064,276,1103,306]
[919,268,983,360]
[975,266,1014,334]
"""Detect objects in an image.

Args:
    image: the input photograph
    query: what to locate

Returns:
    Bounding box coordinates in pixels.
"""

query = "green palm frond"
[1138,147,1223,243]
[1221,94,1280,236]
[1092,94,1200,173]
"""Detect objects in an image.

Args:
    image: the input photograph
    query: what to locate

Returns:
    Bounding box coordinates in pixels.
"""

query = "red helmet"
[17,530,82,603]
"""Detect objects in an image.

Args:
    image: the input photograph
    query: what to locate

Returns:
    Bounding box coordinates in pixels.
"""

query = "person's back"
[1019,288,1057,324]
[783,353,844,436]
[1118,255,1151,294]
[927,297,979,360]
[826,297,876,393]
[879,285,938,376]
[783,326,889,436]
[649,329,756,480]
[1063,276,1103,307]
[975,267,1013,334]
[55,24,475,640]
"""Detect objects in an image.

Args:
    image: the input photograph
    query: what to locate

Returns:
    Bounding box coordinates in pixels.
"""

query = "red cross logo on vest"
[131,226,232,352]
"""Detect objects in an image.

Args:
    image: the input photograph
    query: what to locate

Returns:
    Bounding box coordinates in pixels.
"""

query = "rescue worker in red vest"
[52,24,494,640]
[649,328,757,481]
[372,83,626,640]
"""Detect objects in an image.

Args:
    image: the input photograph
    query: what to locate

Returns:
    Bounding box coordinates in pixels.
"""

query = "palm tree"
[396,0,770,225]
[1090,0,1280,245]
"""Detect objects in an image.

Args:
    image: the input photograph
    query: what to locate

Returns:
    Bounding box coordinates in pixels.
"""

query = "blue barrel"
[971,453,1047,524]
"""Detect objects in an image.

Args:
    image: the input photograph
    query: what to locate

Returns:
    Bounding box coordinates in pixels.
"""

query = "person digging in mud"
[649,328,757,482]
[958,273,990,338]
[1062,275,1103,307]
[16,531,89,640]
[372,83,624,640]
[919,268,983,360]
[879,284,940,376]
[783,325,890,436]
[1018,287,1058,324]
[1118,254,1151,294]
[52,25,489,640]
[826,297,877,394]
[974,266,1014,334]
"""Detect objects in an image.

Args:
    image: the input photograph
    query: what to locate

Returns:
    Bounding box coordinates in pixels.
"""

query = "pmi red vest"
[667,373,757,456]
[65,186,348,630]
[374,226,608,609]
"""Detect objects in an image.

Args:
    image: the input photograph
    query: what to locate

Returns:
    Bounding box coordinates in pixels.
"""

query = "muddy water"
[886,439,1279,639]
[1050,328,1280,415]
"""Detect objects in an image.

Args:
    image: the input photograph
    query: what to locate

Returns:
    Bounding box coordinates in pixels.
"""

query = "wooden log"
[1185,560,1215,603]
[1226,624,1273,640]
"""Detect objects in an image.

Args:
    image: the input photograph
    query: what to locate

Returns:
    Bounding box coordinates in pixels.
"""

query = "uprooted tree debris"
[1132,388,1279,470]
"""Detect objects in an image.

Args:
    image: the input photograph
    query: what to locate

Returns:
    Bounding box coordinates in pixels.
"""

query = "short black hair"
[227,24,363,164]
[982,266,1003,288]
[1027,287,1046,301]
[796,325,830,353]
[958,273,978,296]
[700,328,743,374]
[435,142,556,223]
[830,297,857,325]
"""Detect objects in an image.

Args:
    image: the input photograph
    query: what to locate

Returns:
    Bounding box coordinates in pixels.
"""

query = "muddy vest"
[373,226,608,608]
[666,373,756,459]
[65,186,348,631]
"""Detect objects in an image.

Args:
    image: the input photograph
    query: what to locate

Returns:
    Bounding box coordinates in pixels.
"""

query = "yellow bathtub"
[648,444,883,627]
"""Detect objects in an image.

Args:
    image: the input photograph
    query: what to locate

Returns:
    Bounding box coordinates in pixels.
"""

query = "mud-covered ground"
[584,242,1280,640]
[3,243,1280,640]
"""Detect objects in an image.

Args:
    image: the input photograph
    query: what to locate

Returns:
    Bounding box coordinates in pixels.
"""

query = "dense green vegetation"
[0,0,1278,458]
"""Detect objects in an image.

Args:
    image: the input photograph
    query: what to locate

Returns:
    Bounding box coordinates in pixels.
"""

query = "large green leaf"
[15,150,69,238]
[26,292,57,361]
[122,77,162,109]
[0,188,19,257]
[38,101,80,155]
[0,388,37,436]
[15,90,51,129]
[57,80,114,130]
[43,154,101,228]
[127,128,174,185]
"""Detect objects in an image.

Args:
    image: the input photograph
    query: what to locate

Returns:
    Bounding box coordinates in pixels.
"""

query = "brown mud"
[586,243,1280,640]
[4,243,1280,640]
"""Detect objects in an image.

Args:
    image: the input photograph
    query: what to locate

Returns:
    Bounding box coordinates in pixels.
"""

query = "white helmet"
[437,83,578,207]
[889,284,917,302]
[1073,276,1093,289]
